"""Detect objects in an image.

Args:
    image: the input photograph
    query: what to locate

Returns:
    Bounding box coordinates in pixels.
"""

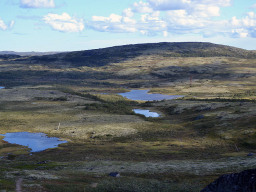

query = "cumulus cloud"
[195,0,231,7]
[0,18,8,30]
[191,5,220,17]
[89,0,226,37]
[89,13,137,33]
[133,0,225,18]
[20,0,55,8]
[166,10,204,29]
[145,0,231,11]
[124,0,228,36]
[163,31,168,37]
[0,18,14,31]
[147,0,190,11]
[123,8,134,17]
[87,0,256,39]
[43,13,84,32]
[9,20,15,28]
[231,29,248,38]
[89,10,169,35]
[138,12,167,36]
[133,1,153,13]
[230,12,256,38]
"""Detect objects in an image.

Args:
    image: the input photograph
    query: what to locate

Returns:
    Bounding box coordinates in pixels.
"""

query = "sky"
[1,0,256,51]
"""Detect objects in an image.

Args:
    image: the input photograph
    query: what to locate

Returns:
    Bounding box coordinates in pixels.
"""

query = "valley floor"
[0,85,256,191]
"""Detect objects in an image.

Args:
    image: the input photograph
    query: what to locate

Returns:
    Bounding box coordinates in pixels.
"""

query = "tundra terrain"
[0,42,256,191]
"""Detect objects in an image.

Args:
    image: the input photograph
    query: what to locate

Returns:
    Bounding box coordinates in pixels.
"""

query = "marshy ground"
[0,84,256,192]
[1,43,256,191]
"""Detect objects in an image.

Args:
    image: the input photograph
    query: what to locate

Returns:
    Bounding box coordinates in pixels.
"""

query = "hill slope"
[3,42,256,68]
[0,51,61,56]
[1,42,256,98]
[1,42,256,192]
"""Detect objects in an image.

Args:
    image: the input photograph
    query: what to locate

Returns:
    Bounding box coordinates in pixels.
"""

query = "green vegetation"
[0,179,15,191]
[1,42,256,191]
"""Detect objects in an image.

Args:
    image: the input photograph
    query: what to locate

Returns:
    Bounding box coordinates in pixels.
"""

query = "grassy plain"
[1,43,256,191]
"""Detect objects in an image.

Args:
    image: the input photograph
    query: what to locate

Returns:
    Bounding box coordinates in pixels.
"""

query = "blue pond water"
[0,86,4,89]
[118,90,183,101]
[0,132,67,152]
[133,109,160,117]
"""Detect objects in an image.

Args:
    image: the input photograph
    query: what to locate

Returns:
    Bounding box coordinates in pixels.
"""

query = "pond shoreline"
[0,132,67,153]
[133,109,160,117]
[118,89,183,101]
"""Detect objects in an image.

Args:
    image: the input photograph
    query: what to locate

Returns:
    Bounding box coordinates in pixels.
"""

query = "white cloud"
[231,16,240,26]
[9,20,15,28]
[165,9,208,34]
[136,0,231,36]
[230,12,256,38]
[92,14,124,23]
[163,31,168,37]
[43,13,84,32]
[123,8,134,17]
[192,5,220,17]
[145,0,231,11]
[141,11,161,22]
[195,0,231,7]
[89,13,137,33]
[231,29,248,38]
[251,4,256,9]
[0,18,8,30]
[108,14,122,23]
[133,0,228,18]
[147,0,191,11]
[87,0,256,40]
[133,1,153,13]
[0,18,14,31]
[20,0,55,8]
[140,14,167,34]
[92,16,108,22]
[123,17,137,24]
[140,30,148,35]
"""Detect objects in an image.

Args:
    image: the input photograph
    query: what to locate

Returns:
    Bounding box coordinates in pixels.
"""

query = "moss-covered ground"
[1,54,256,191]
[0,85,255,192]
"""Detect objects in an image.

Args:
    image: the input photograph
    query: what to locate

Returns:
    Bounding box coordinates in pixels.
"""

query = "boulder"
[109,172,120,177]
[201,169,256,192]
[194,115,205,121]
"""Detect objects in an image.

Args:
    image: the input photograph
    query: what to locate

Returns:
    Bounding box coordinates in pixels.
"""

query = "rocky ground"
[0,86,256,191]
[1,43,256,191]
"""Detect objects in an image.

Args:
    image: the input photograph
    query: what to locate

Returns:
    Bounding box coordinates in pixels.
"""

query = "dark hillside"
[1,42,256,88]
[0,54,21,60]
[0,51,61,56]
[3,42,256,68]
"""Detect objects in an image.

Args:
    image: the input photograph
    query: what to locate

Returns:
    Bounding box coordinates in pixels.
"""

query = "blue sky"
[1,0,256,51]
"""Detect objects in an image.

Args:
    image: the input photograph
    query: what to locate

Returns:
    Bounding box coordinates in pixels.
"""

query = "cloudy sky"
[1,0,256,51]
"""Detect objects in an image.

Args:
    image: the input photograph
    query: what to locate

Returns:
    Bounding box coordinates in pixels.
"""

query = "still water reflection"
[133,109,160,117]
[0,132,67,152]
[118,90,183,101]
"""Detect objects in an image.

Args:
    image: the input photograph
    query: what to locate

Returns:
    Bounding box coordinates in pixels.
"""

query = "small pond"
[133,109,160,117]
[0,86,4,89]
[118,90,183,101]
[0,132,67,152]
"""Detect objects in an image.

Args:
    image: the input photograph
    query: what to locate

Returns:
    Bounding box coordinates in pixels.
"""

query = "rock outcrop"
[201,169,256,192]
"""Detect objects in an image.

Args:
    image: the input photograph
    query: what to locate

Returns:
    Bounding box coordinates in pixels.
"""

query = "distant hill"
[4,42,255,68]
[1,42,256,88]
[0,51,62,56]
